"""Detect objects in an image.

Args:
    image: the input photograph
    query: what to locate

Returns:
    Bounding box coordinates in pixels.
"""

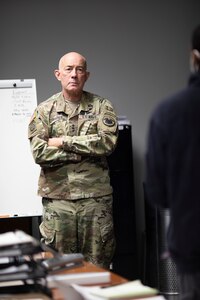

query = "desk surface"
[51,261,128,300]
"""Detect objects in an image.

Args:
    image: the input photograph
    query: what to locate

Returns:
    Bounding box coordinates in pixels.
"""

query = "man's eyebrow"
[64,65,85,68]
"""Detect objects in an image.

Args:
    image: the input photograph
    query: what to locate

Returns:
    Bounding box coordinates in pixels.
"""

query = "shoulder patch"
[102,116,116,127]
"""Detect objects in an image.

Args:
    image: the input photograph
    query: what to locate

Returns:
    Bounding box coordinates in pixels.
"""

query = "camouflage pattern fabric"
[28,91,118,268]
[40,195,115,269]
[28,91,118,200]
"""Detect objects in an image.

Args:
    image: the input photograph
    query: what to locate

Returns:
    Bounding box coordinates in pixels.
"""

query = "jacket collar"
[56,91,92,115]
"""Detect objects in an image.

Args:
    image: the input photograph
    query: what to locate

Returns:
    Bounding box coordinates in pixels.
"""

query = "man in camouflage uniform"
[28,52,118,268]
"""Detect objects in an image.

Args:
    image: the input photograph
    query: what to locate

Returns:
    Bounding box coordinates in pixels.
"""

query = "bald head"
[58,52,87,70]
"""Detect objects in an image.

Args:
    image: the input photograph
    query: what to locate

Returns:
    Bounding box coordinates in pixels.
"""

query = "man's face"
[55,53,90,98]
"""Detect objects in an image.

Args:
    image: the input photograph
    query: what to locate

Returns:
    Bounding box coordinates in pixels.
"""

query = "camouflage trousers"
[39,195,115,269]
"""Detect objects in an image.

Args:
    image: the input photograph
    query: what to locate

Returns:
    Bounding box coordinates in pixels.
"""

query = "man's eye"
[66,68,72,72]
[77,67,84,73]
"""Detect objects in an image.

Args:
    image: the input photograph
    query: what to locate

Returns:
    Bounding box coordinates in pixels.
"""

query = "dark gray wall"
[1,0,200,276]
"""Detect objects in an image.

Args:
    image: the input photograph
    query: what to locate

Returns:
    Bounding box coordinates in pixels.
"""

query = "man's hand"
[48,137,63,148]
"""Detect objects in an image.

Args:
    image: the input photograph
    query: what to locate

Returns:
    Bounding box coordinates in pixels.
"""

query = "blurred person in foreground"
[145,24,200,299]
[28,51,118,269]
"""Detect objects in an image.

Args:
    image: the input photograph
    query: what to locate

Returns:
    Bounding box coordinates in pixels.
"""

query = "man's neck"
[63,90,83,102]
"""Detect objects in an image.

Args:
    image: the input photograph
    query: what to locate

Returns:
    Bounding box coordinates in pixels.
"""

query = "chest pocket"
[79,117,98,136]
[50,115,68,137]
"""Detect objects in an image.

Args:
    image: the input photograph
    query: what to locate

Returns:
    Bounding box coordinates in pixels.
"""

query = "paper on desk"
[47,271,110,288]
[0,231,34,247]
[0,257,10,264]
[0,280,23,287]
[88,280,158,299]
[57,283,165,300]
[0,264,29,275]
[55,282,104,300]
[0,292,52,299]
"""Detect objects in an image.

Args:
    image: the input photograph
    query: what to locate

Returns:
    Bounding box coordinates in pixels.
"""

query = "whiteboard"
[0,79,42,216]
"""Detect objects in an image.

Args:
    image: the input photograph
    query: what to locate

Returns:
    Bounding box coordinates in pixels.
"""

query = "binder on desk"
[41,253,84,274]
[0,230,85,297]
[0,231,50,296]
[0,231,42,258]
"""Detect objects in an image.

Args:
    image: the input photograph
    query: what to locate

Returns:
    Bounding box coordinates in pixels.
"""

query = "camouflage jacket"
[28,91,118,200]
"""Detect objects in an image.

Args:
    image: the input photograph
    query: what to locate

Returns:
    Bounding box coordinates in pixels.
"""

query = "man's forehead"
[60,54,86,68]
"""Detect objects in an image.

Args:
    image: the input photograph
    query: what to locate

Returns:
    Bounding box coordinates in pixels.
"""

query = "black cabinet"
[107,125,138,280]
[0,216,41,240]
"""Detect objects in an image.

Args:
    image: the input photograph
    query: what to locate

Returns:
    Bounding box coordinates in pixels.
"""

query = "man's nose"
[71,68,77,76]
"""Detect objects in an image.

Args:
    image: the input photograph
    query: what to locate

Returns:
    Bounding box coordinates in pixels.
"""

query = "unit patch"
[102,116,116,127]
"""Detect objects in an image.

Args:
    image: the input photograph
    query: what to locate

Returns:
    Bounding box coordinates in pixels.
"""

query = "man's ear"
[192,49,200,64]
[85,71,90,82]
[190,49,200,72]
[54,69,61,81]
